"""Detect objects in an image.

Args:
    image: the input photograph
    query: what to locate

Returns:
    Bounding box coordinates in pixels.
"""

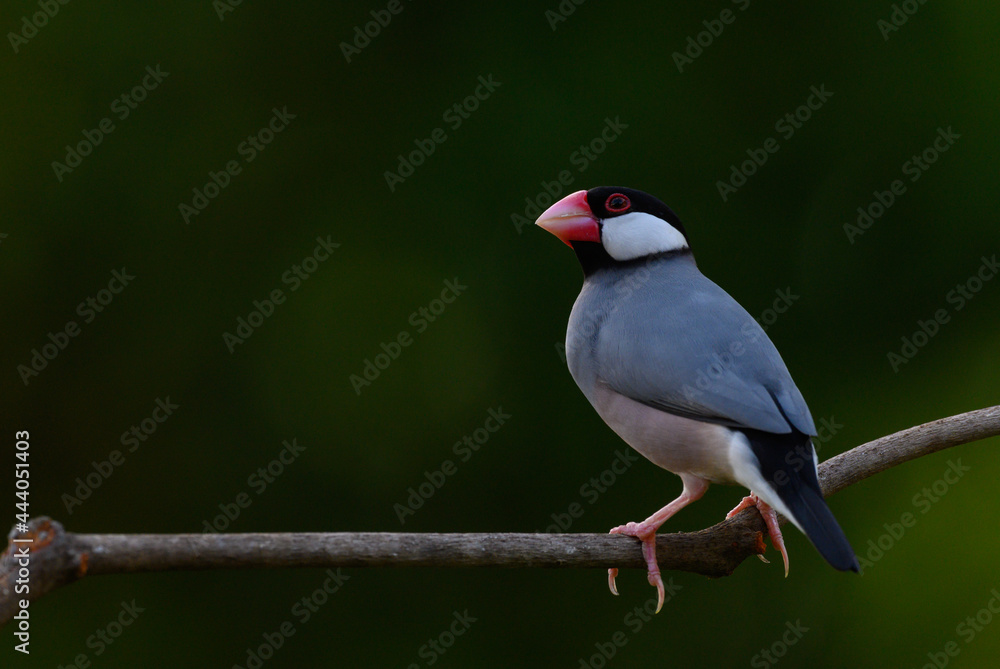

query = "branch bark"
[3,405,999,626]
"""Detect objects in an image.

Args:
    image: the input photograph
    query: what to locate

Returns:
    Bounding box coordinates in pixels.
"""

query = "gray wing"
[589,264,816,436]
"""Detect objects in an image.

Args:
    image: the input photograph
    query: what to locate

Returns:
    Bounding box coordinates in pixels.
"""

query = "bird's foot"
[727,494,790,577]
[608,522,667,613]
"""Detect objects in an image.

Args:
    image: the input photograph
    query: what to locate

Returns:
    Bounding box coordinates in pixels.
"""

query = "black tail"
[744,428,860,573]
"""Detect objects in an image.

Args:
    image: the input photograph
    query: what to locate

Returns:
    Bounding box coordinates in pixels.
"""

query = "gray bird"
[535,187,858,611]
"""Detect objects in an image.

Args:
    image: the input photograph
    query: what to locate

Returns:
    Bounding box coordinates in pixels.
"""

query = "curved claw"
[607,524,666,611]
[649,571,665,613]
[757,501,790,577]
[729,495,790,577]
[638,536,666,613]
[601,482,708,609]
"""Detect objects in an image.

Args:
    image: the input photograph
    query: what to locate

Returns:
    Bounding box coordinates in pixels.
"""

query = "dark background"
[3,1,999,667]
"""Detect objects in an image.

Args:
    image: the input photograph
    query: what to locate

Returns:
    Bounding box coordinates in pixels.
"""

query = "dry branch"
[2,405,999,626]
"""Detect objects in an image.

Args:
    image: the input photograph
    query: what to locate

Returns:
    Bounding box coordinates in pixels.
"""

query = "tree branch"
[3,405,999,626]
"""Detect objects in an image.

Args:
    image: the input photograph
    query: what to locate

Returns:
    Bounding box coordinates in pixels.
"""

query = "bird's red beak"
[535,190,600,247]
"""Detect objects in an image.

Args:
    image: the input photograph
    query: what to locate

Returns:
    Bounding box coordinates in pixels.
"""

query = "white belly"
[590,381,741,485]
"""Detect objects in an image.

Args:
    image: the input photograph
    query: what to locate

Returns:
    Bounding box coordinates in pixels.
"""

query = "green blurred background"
[3,0,999,666]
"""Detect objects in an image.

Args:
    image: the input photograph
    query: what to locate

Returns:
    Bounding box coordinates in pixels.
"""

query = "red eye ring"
[605,193,630,213]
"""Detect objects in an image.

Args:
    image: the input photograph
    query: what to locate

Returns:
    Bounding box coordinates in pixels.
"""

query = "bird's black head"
[535,186,691,275]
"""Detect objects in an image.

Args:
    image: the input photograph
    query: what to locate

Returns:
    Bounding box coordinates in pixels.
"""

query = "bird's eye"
[605,193,630,213]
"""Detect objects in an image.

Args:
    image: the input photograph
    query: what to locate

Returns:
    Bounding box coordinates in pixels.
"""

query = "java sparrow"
[535,187,859,612]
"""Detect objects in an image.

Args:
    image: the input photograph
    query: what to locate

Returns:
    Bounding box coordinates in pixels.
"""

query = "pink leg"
[726,493,789,577]
[607,474,709,613]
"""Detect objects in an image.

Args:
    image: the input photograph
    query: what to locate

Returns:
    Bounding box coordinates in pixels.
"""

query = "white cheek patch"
[601,212,688,261]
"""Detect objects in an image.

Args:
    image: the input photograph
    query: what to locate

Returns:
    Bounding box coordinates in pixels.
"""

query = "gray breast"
[563,252,815,482]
